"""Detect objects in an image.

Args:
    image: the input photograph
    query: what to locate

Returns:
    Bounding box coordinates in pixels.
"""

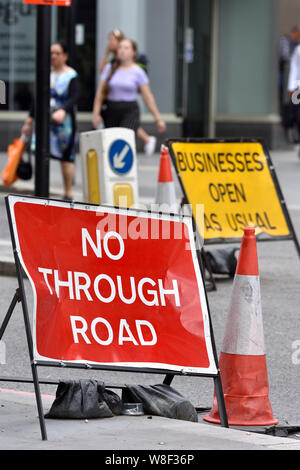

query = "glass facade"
[96,0,176,114]
[0,0,97,112]
[0,0,290,150]
[0,0,177,114]
[217,0,279,115]
[0,1,36,110]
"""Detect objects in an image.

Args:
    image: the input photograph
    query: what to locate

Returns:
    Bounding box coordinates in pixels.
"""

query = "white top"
[288,44,300,91]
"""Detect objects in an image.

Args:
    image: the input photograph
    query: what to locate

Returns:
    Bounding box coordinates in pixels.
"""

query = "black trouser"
[101,100,140,132]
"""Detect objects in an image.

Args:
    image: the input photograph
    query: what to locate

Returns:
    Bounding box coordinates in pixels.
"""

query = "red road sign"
[8,196,217,375]
[23,0,71,6]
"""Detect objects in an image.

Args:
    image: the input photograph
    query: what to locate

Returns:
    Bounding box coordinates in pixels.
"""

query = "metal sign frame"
[167,137,300,257]
[0,194,228,440]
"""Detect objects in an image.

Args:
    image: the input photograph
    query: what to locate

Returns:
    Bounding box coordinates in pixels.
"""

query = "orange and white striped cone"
[204,226,278,426]
[155,145,178,212]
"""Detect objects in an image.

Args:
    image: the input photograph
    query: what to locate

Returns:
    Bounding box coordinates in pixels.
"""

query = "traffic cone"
[204,226,278,426]
[155,145,178,212]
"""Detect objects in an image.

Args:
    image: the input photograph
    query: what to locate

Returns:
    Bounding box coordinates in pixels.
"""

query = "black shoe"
[62,195,73,202]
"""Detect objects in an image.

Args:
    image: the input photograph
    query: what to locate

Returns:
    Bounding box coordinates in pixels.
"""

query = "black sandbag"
[122,384,198,422]
[45,379,121,419]
[205,247,238,277]
[98,382,122,416]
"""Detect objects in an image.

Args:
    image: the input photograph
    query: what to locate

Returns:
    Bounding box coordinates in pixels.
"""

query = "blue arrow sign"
[108,139,134,175]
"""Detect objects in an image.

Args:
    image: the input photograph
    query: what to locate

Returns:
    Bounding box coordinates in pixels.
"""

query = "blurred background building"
[0,0,299,151]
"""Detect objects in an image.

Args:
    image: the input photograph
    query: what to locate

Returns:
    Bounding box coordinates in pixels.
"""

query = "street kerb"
[204,226,278,426]
[167,137,300,259]
[0,194,229,440]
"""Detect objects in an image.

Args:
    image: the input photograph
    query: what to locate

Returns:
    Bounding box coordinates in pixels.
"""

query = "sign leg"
[201,248,217,291]
[0,289,20,340]
[15,258,48,440]
[163,374,174,385]
[214,374,228,428]
[31,362,48,440]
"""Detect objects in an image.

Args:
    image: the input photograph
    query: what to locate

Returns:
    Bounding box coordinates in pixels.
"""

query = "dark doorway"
[57,0,96,111]
[175,0,212,137]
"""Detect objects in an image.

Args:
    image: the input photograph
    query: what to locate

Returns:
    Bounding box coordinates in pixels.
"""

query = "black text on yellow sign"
[170,141,290,240]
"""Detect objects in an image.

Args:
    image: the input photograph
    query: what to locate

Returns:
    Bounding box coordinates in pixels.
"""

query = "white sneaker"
[294,143,300,158]
[144,136,157,156]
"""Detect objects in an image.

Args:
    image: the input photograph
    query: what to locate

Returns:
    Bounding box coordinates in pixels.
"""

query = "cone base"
[204,352,278,426]
[204,396,279,426]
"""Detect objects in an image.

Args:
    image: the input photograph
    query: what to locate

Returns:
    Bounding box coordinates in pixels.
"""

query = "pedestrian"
[21,42,80,201]
[279,26,300,111]
[96,31,161,155]
[98,29,126,74]
[287,40,300,157]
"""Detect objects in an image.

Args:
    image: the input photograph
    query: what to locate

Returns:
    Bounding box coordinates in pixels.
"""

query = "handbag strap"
[23,143,32,163]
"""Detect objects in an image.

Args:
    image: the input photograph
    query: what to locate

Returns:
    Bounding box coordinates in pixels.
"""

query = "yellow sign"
[169,140,291,241]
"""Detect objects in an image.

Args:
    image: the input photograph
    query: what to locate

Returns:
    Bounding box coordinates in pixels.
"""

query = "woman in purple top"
[92,39,166,137]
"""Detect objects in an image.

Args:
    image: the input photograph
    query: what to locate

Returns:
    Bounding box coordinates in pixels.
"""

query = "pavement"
[0,150,300,452]
[0,388,299,451]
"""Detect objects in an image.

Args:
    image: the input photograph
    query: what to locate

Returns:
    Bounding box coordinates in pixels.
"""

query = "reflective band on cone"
[222,275,265,356]
[204,226,278,426]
